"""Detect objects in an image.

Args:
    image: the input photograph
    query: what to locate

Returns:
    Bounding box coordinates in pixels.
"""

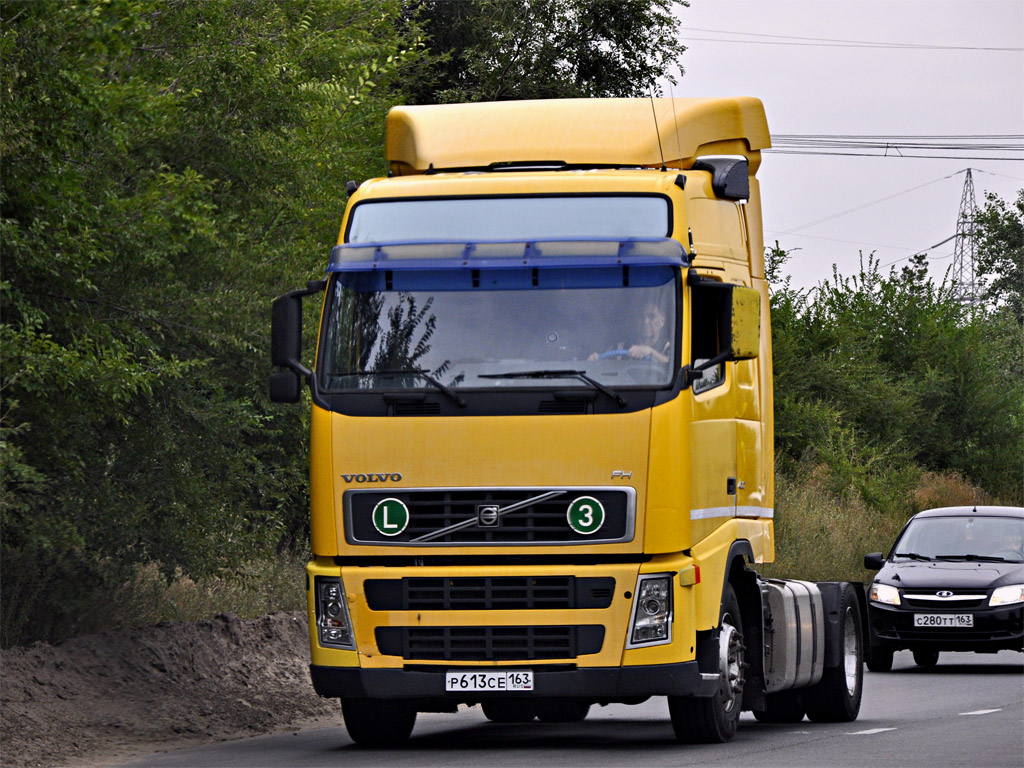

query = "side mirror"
[269,369,302,404]
[864,552,885,570]
[269,280,326,402]
[685,273,761,390]
[726,286,760,360]
[271,293,308,375]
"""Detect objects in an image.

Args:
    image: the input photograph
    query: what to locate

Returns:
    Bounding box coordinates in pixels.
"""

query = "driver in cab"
[589,302,670,364]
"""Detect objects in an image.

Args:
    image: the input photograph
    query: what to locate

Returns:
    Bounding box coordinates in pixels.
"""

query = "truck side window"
[690,286,725,395]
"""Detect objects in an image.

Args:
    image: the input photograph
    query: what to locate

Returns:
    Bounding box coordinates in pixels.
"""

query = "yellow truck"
[270,98,866,745]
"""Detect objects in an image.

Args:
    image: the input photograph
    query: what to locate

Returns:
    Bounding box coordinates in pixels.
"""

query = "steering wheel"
[597,349,631,360]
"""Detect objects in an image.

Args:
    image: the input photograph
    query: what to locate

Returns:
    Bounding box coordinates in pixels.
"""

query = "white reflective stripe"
[690,506,774,520]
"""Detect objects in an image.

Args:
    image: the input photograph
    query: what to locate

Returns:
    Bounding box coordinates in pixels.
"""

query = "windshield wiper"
[934,553,1012,562]
[479,369,626,407]
[893,551,932,561]
[333,369,466,408]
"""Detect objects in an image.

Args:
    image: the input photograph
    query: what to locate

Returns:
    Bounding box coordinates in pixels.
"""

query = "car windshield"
[317,267,678,392]
[892,516,1024,562]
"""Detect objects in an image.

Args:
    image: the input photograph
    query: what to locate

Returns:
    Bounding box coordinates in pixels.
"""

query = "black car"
[863,506,1024,671]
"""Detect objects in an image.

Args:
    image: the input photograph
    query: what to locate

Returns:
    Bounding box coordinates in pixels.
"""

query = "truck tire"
[752,690,805,723]
[913,649,939,667]
[865,647,894,672]
[341,698,416,745]
[803,583,863,722]
[669,584,745,743]
[481,700,536,722]
[533,699,591,722]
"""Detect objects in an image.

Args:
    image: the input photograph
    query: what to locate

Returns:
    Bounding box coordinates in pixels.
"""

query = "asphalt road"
[120,650,1023,768]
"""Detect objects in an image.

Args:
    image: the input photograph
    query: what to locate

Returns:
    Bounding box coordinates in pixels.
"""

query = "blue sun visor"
[327,237,688,274]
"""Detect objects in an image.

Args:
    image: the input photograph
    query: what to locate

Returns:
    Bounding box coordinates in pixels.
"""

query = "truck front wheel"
[341,698,416,746]
[669,584,745,743]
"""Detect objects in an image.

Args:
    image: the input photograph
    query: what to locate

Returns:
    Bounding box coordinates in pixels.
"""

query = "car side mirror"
[864,552,885,570]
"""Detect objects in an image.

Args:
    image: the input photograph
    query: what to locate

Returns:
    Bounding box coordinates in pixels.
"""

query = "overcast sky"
[666,0,1024,291]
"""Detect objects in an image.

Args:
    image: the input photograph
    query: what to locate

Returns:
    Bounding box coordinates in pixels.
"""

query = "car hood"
[876,560,1024,590]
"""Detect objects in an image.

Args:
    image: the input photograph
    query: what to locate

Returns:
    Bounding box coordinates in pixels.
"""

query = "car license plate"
[445,670,534,692]
[913,613,973,628]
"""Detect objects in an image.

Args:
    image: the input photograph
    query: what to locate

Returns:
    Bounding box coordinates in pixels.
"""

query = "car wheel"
[866,647,894,672]
[913,649,940,667]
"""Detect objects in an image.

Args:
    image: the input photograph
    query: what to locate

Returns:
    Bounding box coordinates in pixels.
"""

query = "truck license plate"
[913,613,973,628]
[445,670,534,692]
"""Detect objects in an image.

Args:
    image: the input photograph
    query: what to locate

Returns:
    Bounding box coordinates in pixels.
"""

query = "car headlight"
[989,584,1024,607]
[869,582,901,606]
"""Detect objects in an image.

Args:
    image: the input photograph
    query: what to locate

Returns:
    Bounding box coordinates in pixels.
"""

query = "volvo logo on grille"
[341,472,402,483]
[477,505,500,527]
[935,590,955,598]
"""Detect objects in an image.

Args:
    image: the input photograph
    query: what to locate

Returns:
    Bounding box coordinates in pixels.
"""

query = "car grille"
[374,625,605,661]
[902,590,988,609]
[364,576,615,611]
[346,487,634,546]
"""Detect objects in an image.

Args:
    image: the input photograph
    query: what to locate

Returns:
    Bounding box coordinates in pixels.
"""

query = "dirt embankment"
[0,612,338,768]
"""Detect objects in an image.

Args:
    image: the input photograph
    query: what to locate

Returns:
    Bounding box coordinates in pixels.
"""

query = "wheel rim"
[718,616,744,713]
[842,606,859,696]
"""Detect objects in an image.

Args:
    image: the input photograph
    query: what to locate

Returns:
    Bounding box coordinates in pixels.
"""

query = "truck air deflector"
[328,238,687,274]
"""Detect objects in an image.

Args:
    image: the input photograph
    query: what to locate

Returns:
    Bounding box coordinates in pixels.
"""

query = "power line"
[684,28,1023,52]
[767,150,1022,161]
[778,172,963,235]
[767,134,1024,161]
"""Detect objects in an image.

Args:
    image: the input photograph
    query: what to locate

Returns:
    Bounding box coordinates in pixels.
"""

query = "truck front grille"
[374,625,605,661]
[346,487,635,546]
[364,576,615,611]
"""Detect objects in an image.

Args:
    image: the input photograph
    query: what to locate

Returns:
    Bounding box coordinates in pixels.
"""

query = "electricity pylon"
[952,168,978,306]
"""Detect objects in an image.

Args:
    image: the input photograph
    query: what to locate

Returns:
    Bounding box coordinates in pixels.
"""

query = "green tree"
[0,0,424,645]
[767,246,1022,506]
[975,189,1024,324]
[406,0,688,103]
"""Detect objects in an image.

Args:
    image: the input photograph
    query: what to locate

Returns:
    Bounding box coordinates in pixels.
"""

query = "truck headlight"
[316,577,355,649]
[989,584,1024,607]
[869,583,901,606]
[628,574,673,647]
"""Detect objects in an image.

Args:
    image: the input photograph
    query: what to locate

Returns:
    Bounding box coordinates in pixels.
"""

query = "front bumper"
[867,602,1024,652]
[311,661,714,700]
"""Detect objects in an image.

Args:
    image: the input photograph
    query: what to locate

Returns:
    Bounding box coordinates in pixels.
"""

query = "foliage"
[405,0,688,103]
[0,0,423,646]
[975,189,1024,325]
[768,241,1023,508]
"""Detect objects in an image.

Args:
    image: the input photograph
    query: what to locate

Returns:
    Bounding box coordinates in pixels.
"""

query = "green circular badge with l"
[567,496,605,535]
[372,498,409,536]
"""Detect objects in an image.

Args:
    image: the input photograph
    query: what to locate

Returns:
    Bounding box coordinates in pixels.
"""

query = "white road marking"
[959,708,1002,716]
[848,727,898,735]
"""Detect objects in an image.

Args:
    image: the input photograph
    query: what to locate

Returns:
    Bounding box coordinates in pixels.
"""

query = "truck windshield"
[317,267,678,392]
[346,195,671,243]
